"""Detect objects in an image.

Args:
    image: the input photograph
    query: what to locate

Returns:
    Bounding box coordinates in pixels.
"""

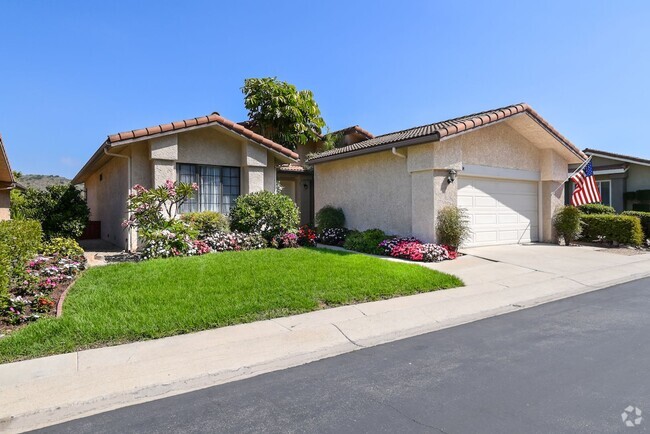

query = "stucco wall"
[0,190,10,220]
[626,164,650,192]
[314,150,412,236]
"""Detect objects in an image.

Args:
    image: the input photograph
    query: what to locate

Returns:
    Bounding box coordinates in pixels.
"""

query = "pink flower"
[191,182,199,191]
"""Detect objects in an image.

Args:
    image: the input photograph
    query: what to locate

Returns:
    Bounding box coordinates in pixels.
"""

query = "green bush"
[42,237,85,257]
[180,211,229,236]
[577,203,616,215]
[633,203,650,212]
[581,214,644,246]
[436,206,471,248]
[11,185,90,239]
[623,191,637,201]
[553,206,582,245]
[230,191,300,241]
[343,229,387,255]
[0,220,43,296]
[315,205,346,230]
[637,190,650,201]
[622,211,650,240]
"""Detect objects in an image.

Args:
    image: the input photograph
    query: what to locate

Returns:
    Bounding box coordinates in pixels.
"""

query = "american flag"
[570,161,602,206]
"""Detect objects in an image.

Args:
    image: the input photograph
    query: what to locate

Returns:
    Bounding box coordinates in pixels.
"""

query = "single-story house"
[308,103,586,247]
[0,134,20,221]
[566,149,650,212]
[72,113,300,251]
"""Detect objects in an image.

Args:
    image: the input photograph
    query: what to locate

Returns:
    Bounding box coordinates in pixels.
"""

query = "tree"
[242,77,331,151]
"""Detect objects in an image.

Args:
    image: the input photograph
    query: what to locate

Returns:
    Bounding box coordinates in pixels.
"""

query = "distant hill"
[18,174,71,190]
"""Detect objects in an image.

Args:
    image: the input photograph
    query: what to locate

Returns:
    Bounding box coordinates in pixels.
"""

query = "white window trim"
[596,180,612,207]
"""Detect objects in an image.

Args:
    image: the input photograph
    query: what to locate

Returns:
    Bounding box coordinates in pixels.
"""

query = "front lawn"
[0,248,462,363]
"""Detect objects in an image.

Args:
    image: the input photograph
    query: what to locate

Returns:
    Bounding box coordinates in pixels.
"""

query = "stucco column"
[242,142,267,194]
[542,181,563,242]
[410,171,436,242]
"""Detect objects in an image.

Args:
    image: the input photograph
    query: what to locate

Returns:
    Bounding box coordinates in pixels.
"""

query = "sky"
[1,0,649,178]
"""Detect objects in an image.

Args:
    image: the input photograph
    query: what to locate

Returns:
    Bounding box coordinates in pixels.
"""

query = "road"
[35,277,650,433]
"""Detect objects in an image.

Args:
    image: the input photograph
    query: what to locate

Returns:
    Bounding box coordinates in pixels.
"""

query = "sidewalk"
[1,244,649,433]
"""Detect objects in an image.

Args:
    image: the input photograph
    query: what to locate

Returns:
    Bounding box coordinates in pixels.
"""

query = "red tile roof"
[308,103,585,163]
[329,125,374,139]
[108,112,298,160]
[277,163,308,173]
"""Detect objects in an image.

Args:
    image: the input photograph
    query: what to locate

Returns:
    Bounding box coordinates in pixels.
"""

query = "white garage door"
[457,177,539,247]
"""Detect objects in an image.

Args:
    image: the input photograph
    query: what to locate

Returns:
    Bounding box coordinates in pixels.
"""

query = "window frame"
[176,163,241,214]
[596,179,612,207]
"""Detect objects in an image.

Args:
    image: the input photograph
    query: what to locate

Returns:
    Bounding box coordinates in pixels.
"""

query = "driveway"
[36,277,650,433]
[426,243,650,287]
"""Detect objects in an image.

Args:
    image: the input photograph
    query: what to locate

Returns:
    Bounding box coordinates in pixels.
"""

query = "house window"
[597,180,611,207]
[177,164,240,214]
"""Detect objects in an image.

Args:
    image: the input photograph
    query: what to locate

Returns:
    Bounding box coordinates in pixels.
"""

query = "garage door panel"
[458,176,539,247]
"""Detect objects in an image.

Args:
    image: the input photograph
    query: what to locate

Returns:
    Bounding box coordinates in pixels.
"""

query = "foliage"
[42,238,84,257]
[379,237,450,262]
[632,203,650,212]
[622,211,650,240]
[580,214,644,246]
[343,229,387,255]
[0,248,462,363]
[140,221,200,260]
[11,185,90,238]
[181,211,229,236]
[271,232,299,249]
[317,227,348,246]
[202,231,267,252]
[297,225,317,247]
[242,77,331,150]
[378,237,418,255]
[0,220,43,296]
[436,206,471,248]
[315,205,346,230]
[577,203,616,215]
[229,191,300,241]
[553,206,583,245]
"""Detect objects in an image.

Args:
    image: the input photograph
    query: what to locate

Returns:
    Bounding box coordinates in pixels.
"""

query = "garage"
[457,176,539,247]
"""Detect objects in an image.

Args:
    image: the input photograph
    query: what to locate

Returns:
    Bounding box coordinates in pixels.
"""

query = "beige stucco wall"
[314,150,412,236]
[314,120,571,244]
[0,190,10,221]
[627,164,650,192]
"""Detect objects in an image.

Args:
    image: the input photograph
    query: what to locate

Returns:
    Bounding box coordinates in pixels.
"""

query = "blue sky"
[1,1,649,178]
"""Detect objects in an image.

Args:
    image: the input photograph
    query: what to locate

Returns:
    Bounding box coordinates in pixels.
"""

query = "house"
[0,134,20,221]
[307,103,586,247]
[566,149,650,212]
[72,113,300,251]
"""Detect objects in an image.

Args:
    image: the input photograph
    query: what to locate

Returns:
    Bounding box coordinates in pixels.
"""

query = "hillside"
[18,174,71,190]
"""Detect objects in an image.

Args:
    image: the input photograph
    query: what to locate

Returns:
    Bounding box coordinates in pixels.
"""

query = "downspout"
[104,145,133,252]
[391,147,406,158]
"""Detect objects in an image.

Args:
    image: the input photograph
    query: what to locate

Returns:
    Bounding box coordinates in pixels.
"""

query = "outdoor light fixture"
[447,169,457,184]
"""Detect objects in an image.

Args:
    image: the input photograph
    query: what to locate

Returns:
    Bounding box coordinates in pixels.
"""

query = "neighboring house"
[72,113,299,251]
[308,103,586,247]
[566,149,650,212]
[0,134,20,221]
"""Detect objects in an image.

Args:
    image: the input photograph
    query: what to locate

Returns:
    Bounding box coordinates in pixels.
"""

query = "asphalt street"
[35,277,650,433]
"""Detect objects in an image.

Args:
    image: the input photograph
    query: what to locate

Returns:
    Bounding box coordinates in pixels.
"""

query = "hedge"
[622,211,650,240]
[580,214,644,246]
[578,203,616,215]
[0,219,43,296]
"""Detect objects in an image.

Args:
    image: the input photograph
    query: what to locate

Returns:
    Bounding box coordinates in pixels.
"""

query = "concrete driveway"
[427,243,650,287]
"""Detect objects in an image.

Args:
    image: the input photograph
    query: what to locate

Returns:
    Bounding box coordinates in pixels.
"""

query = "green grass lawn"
[0,248,462,363]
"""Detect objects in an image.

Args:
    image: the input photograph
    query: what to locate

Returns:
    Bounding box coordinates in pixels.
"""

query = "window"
[177,164,240,214]
[597,180,611,207]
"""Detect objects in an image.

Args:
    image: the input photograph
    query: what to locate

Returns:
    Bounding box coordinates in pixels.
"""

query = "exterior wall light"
[447,169,457,184]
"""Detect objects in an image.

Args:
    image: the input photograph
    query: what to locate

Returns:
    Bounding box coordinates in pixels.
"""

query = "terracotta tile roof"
[108,112,298,160]
[584,148,650,166]
[308,103,585,163]
[277,163,307,173]
[329,125,374,139]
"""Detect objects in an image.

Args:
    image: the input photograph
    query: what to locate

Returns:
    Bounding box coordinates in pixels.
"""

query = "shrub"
[0,220,43,296]
[622,211,650,240]
[378,237,419,256]
[315,205,346,230]
[638,190,650,201]
[297,225,317,247]
[581,214,644,246]
[271,232,299,249]
[436,206,470,248]
[577,203,616,215]
[202,231,267,252]
[181,211,229,236]
[343,229,387,255]
[553,206,582,245]
[230,191,300,241]
[42,237,84,257]
[11,185,90,239]
[419,244,450,263]
[633,203,650,212]
[318,227,348,246]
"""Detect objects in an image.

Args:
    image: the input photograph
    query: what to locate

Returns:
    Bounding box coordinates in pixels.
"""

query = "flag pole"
[552,155,593,195]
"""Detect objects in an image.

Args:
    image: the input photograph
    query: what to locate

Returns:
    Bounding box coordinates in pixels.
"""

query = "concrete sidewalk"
[1,244,650,433]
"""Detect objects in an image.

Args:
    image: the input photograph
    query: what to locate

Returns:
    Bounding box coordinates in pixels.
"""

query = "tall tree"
[242,77,330,151]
